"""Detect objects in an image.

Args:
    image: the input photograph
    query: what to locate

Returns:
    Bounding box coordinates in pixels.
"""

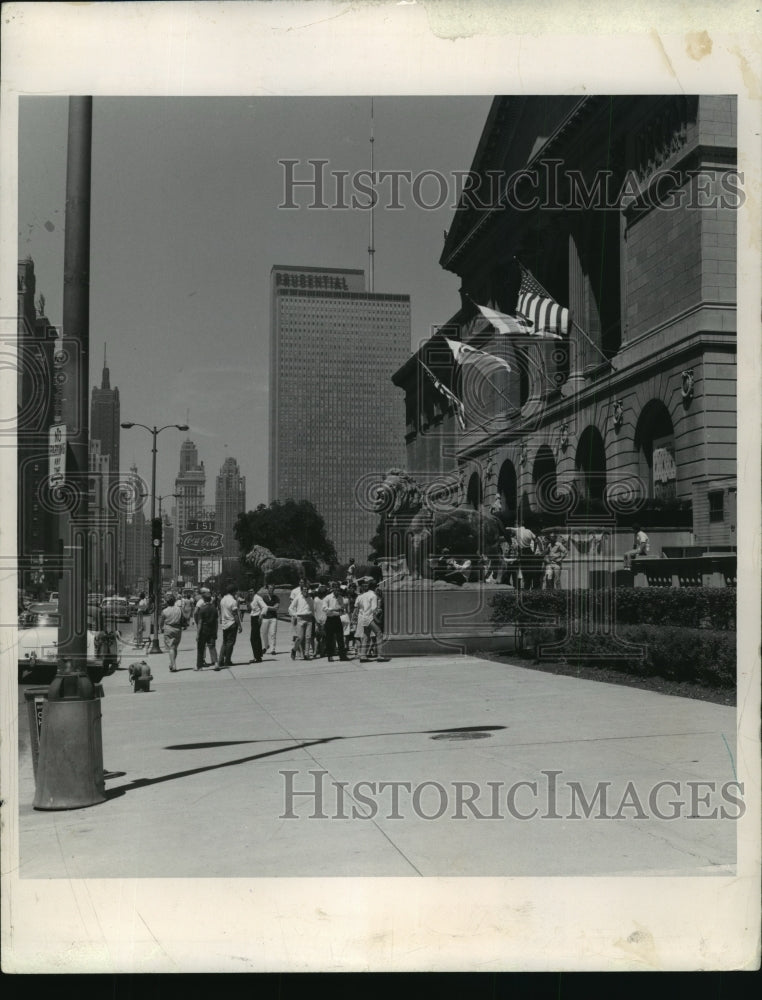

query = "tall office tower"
[174,438,206,574]
[17,257,57,596]
[90,345,120,487]
[215,456,247,559]
[123,462,150,593]
[269,265,410,562]
[90,345,122,590]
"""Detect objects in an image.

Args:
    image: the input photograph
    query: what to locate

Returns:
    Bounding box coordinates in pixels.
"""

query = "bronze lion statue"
[244,544,311,587]
[373,468,508,580]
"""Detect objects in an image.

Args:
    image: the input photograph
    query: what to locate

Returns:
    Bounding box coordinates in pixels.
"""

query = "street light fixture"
[121,422,189,653]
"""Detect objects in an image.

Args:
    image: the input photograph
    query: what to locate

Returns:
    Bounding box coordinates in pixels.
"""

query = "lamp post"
[121,422,188,653]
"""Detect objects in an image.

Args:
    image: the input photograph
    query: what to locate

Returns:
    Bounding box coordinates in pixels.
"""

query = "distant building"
[174,438,206,576]
[123,462,150,593]
[269,264,410,562]
[90,345,122,592]
[17,257,57,597]
[174,439,208,581]
[215,456,246,560]
[88,439,117,594]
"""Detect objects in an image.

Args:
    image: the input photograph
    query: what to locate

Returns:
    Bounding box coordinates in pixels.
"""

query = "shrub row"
[515,624,736,689]
[490,587,736,631]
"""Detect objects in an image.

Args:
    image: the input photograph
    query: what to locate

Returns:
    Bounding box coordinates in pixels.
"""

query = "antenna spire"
[368,97,375,293]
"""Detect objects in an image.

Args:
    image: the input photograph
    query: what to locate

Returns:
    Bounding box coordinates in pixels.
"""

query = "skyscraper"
[174,438,206,575]
[215,456,246,559]
[90,345,120,485]
[17,257,57,596]
[90,345,121,592]
[269,264,410,561]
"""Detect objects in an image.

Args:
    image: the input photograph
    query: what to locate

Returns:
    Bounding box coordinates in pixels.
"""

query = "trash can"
[29,677,106,809]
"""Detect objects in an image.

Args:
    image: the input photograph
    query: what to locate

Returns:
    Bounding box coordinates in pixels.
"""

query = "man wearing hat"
[195,589,218,669]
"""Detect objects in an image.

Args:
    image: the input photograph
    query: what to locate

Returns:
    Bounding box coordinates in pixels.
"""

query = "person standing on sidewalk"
[195,591,219,669]
[288,582,314,660]
[217,583,242,669]
[355,579,389,662]
[322,580,349,662]
[160,594,184,673]
[248,587,268,663]
[135,591,148,646]
[259,583,280,654]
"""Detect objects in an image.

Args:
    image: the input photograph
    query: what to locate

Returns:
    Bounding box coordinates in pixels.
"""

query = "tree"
[234,499,338,568]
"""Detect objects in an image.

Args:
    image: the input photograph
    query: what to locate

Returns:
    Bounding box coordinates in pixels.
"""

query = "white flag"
[444,337,511,372]
[475,302,533,336]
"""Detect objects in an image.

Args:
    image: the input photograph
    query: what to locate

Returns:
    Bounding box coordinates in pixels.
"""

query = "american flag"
[515,265,570,339]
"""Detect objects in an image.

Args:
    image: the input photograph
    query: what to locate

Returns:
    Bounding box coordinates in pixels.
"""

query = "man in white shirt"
[248,588,268,662]
[288,583,314,660]
[217,583,242,669]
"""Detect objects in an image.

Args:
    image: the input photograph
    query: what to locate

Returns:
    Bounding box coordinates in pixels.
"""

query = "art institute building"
[392,95,737,587]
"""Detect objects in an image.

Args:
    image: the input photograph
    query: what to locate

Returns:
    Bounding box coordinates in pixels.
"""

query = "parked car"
[17,610,122,683]
[100,596,133,623]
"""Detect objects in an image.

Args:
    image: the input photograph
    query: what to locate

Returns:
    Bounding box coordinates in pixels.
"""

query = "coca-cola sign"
[180,530,223,553]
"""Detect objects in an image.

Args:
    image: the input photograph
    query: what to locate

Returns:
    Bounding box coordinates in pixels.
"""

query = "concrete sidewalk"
[17,624,740,878]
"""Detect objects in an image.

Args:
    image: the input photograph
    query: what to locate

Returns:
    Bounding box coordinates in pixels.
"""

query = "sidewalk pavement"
[17,622,740,879]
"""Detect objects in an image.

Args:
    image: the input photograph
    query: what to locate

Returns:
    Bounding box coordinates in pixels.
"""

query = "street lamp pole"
[121,422,188,653]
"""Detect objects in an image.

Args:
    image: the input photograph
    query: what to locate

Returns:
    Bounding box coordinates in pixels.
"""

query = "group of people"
[434,528,570,591]
[149,565,389,673]
[287,572,387,663]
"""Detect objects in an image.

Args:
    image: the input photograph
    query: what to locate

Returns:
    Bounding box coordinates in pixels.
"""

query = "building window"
[708,491,724,523]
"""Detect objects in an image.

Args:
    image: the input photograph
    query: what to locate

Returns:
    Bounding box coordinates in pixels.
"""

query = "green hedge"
[490,587,736,631]
[518,624,736,689]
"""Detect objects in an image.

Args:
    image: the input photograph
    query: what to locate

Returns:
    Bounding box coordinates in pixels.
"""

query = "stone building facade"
[393,96,737,585]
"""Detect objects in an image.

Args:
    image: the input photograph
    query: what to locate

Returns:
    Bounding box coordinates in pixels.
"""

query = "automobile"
[100,596,133,623]
[20,602,59,627]
[48,591,59,602]
[87,592,105,608]
[17,610,122,684]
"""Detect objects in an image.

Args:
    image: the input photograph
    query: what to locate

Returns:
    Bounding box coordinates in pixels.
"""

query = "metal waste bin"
[24,672,104,804]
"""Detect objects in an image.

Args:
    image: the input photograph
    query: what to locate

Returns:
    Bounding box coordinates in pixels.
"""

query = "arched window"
[532,445,557,513]
[466,472,482,510]
[634,401,676,500]
[575,426,607,503]
[497,460,517,523]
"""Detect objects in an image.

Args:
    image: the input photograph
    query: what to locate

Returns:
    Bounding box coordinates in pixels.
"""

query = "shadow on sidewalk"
[104,725,506,801]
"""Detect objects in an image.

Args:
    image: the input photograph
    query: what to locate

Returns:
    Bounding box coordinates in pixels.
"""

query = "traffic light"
[151,517,162,547]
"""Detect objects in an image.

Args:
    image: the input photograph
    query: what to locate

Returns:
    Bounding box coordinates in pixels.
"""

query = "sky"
[18,95,493,507]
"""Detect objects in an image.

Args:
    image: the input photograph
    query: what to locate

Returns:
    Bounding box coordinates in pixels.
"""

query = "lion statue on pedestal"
[373,468,508,581]
[244,544,312,587]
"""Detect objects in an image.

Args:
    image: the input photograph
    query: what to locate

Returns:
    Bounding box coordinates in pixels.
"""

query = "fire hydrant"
[129,660,153,692]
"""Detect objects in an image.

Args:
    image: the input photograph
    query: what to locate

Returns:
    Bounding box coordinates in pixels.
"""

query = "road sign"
[48,423,66,486]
